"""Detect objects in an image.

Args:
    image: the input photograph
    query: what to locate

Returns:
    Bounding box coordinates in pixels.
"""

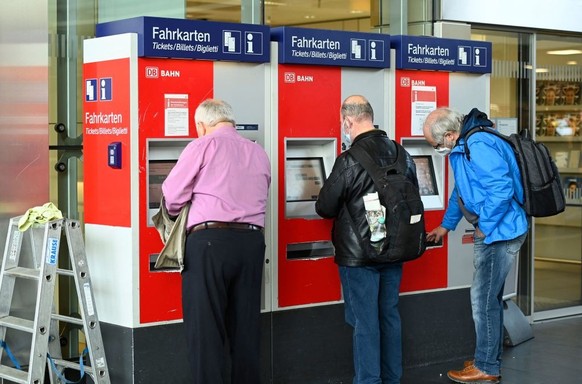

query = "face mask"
[434,135,452,156]
[435,146,451,156]
[342,119,352,146]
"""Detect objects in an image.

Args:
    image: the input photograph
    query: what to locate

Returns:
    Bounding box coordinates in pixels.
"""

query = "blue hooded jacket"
[441,108,528,244]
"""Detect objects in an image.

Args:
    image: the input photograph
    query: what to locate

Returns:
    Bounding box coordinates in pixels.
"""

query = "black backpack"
[462,126,565,217]
[349,142,426,263]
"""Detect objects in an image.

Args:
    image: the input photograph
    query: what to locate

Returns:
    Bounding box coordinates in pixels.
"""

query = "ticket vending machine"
[83,17,271,382]
[387,35,498,364]
[270,27,392,309]
[389,35,492,294]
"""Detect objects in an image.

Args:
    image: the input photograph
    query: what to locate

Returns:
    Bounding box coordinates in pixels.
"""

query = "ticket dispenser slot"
[285,138,336,218]
[287,241,335,260]
[401,138,445,211]
[146,139,192,226]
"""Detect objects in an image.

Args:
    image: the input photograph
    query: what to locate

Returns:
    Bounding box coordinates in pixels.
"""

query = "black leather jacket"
[315,129,418,267]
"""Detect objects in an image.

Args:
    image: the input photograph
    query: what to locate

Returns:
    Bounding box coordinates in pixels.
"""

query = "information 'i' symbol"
[247,33,254,53]
[475,48,481,66]
[100,79,107,100]
[371,41,377,60]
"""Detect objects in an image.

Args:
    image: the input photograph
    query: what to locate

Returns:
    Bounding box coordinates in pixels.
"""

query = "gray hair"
[341,96,374,123]
[428,108,464,144]
[195,99,236,127]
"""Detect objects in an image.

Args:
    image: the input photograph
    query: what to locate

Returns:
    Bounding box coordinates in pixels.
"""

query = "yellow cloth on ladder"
[17,202,63,231]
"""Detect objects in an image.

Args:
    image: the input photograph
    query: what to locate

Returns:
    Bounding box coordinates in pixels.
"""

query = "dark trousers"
[181,228,265,384]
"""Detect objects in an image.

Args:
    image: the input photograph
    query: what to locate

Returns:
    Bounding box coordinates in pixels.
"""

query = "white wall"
[441,0,582,33]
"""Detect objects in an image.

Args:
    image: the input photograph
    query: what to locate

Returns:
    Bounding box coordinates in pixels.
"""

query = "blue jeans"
[471,232,527,376]
[340,264,403,384]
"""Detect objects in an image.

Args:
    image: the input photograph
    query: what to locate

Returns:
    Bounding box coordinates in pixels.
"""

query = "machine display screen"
[285,157,326,202]
[148,160,177,209]
[412,155,439,196]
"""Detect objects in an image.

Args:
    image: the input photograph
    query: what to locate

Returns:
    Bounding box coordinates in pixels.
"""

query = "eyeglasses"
[433,132,451,149]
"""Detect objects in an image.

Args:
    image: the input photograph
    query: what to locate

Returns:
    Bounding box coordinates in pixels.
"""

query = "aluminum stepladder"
[0,217,110,383]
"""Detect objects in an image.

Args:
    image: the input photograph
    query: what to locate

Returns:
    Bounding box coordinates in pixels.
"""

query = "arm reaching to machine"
[426,225,485,245]
[426,225,449,243]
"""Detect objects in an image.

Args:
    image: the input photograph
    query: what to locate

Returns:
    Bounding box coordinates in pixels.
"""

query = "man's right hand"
[426,226,449,243]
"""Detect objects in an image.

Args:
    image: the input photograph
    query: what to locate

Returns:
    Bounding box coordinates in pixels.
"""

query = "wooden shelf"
[537,105,581,113]
[535,205,582,228]
[558,168,582,174]
[537,136,582,143]
[536,222,581,228]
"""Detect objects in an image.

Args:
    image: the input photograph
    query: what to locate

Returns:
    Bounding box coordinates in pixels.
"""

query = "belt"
[188,221,264,234]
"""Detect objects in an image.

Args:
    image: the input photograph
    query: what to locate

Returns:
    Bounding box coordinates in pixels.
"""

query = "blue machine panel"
[96,16,270,63]
[391,35,492,74]
[271,26,390,69]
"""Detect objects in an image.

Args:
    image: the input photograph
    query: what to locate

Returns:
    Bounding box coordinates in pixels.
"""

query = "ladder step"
[0,315,34,333]
[56,268,75,277]
[51,313,84,326]
[51,357,95,375]
[0,364,28,383]
[4,266,40,280]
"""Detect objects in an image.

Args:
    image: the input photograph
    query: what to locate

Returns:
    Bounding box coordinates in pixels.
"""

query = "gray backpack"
[462,126,565,217]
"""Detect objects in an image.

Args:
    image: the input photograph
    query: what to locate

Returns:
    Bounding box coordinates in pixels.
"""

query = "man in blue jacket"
[423,108,528,384]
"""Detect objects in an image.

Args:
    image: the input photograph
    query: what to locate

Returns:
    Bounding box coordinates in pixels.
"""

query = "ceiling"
[185,0,371,27]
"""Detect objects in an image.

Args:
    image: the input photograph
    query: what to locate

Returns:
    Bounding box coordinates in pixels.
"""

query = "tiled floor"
[402,315,582,384]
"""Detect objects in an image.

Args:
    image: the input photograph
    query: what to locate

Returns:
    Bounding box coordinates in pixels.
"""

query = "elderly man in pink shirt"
[163,99,271,384]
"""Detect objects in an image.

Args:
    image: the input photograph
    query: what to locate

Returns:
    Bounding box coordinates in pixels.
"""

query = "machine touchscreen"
[148,160,177,209]
[285,157,326,202]
[412,155,438,196]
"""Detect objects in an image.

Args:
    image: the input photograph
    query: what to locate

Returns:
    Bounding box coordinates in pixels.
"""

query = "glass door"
[472,30,582,320]
[533,34,582,319]
[472,29,535,315]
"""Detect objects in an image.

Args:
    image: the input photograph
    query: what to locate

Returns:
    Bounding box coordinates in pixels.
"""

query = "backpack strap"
[348,141,407,190]
[460,126,508,161]
[459,126,524,209]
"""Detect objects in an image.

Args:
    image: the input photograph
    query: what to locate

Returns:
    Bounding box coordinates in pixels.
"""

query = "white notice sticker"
[83,283,95,317]
[410,214,422,224]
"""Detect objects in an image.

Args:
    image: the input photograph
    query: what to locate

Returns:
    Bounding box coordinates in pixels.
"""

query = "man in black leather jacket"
[316,95,418,384]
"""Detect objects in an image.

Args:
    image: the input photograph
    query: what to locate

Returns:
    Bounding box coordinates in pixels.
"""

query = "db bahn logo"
[284,72,296,83]
[146,66,159,78]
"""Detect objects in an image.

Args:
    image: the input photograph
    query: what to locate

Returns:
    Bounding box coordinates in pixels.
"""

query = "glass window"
[265,0,371,31]
[186,1,241,22]
[472,30,528,120]
[182,1,372,31]
[533,34,582,317]
[472,29,535,315]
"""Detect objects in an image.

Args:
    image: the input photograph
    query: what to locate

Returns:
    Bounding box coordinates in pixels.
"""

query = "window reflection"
[183,0,371,31]
[265,0,370,31]
[534,34,582,315]
[472,30,524,120]
[186,1,242,22]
